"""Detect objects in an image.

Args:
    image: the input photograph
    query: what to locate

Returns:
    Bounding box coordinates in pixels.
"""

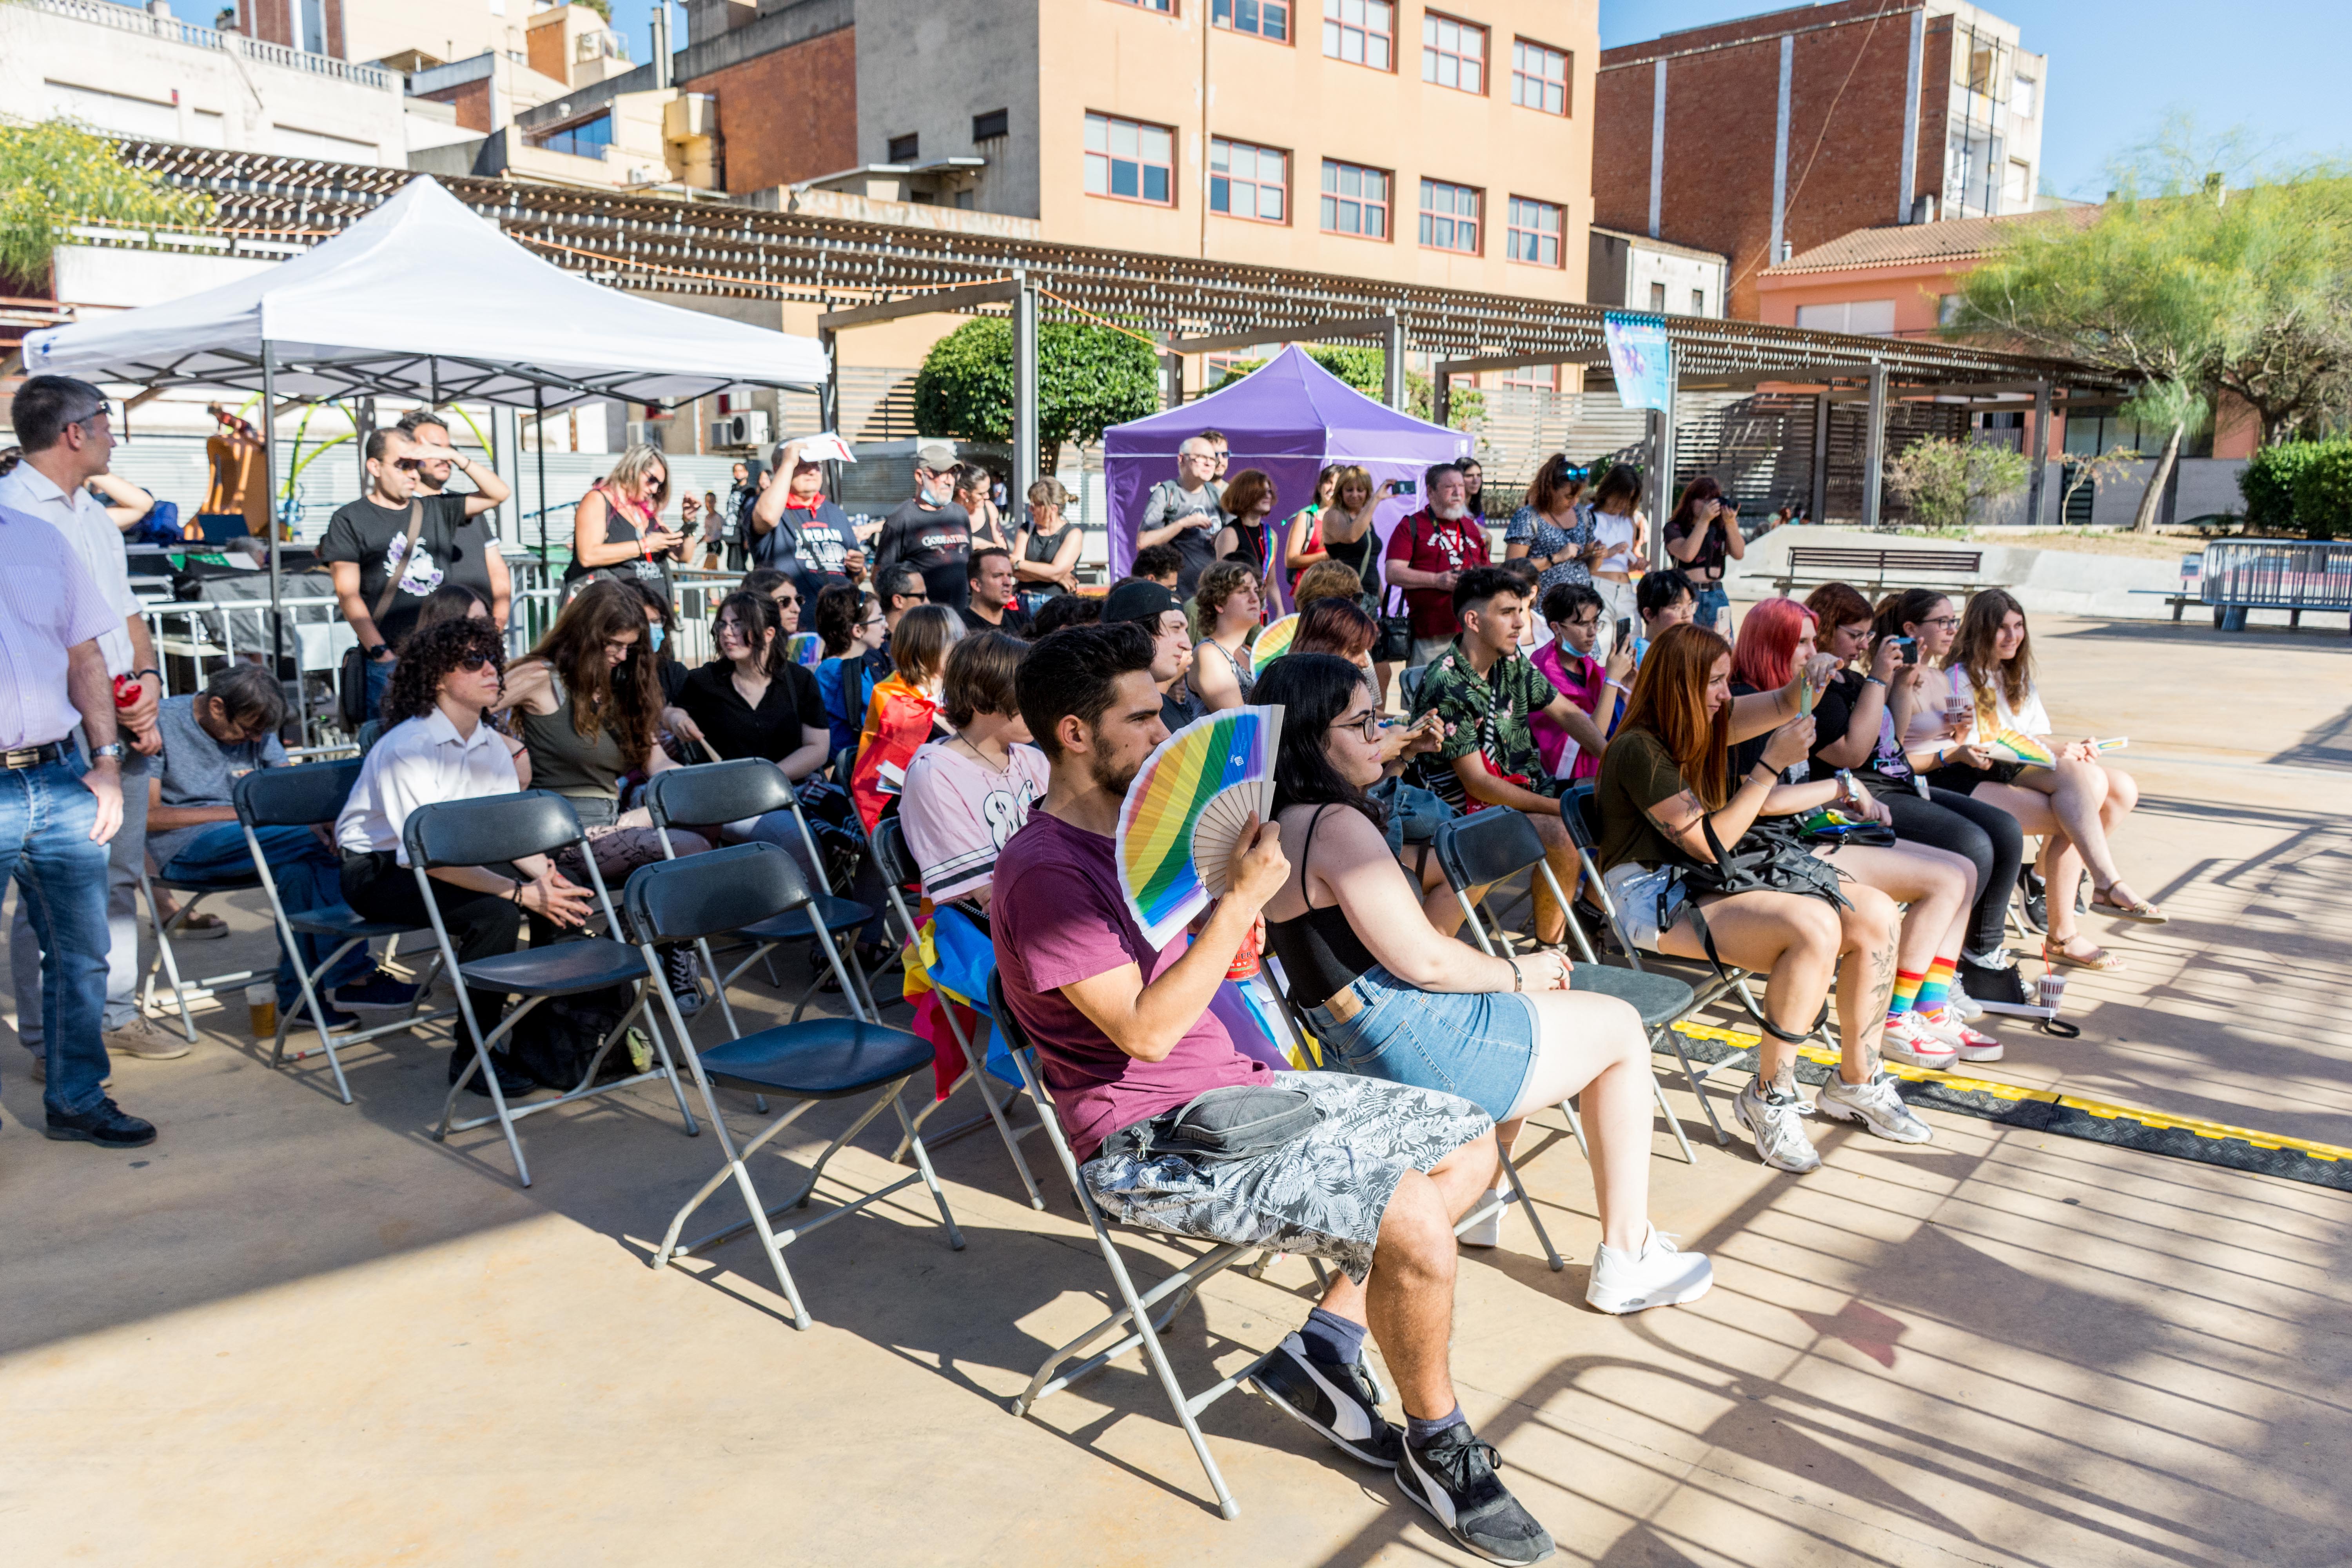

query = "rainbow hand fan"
[1248,614,1300,675]
[1117,706,1285,949]
[786,631,825,668]
[1984,728,2056,768]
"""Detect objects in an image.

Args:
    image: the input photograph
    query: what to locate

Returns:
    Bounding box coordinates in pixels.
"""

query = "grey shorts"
[1080,1071,1493,1285]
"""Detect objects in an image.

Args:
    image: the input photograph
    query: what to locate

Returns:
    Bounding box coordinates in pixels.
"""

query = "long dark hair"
[1256,653,1386,834]
[514,579,660,765]
[1591,463,1643,514]
[1665,474,1724,535]
[382,617,506,727]
[713,589,789,681]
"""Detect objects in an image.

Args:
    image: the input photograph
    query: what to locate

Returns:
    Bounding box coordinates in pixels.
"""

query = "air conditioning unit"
[708,409,770,450]
[625,421,666,452]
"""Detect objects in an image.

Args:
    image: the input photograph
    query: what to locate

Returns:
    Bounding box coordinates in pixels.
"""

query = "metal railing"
[32,0,396,89]
[2201,539,2352,612]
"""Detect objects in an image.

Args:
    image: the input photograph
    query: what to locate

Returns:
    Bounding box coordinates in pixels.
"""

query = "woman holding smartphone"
[564,444,690,601]
[1505,454,1604,600]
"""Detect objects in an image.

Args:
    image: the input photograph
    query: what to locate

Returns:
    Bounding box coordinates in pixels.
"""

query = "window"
[1418,178,1481,253]
[1323,0,1392,71]
[1421,12,1485,94]
[1796,299,1896,336]
[1496,364,1556,392]
[1649,281,1666,312]
[887,132,919,163]
[972,108,1009,142]
[1213,0,1289,40]
[1085,113,1174,205]
[2003,158,2031,207]
[537,111,613,159]
[1691,289,1706,315]
[1210,138,1287,222]
[1319,158,1389,238]
[1110,0,1175,11]
[1511,38,1568,115]
[2011,74,2036,117]
[1504,196,1560,267]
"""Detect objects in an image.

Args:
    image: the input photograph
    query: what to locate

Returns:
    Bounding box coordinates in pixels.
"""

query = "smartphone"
[1894,636,1918,666]
[1393,478,1417,495]
[1614,617,1633,648]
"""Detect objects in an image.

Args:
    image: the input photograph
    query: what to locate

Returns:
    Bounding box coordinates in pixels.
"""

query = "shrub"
[1882,436,2030,530]
[2238,441,2322,533]
[913,317,1160,475]
[2289,441,2352,540]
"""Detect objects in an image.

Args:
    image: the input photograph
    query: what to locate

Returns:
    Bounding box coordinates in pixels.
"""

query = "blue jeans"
[161,823,374,1009]
[364,653,395,719]
[1693,584,1731,633]
[0,758,114,1116]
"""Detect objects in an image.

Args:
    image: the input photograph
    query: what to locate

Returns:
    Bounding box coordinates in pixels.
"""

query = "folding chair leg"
[1658,1025,1732,1146]
[1493,1147,1564,1272]
[896,1005,1047,1210]
[1650,1071,1698,1164]
[892,1095,966,1250]
[278,935,360,1103]
[138,871,201,1044]
[1556,1096,1590,1158]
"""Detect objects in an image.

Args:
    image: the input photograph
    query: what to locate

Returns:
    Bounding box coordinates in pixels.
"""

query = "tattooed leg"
[1838,909,1900,1085]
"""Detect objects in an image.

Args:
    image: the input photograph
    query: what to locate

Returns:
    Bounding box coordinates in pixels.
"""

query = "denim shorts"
[1602,861,1682,952]
[1693,584,1731,627]
[1301,964,1538,1123]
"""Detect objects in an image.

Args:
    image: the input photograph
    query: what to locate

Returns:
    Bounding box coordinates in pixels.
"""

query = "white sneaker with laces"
[1457,1187,1508,1248]
[1947,976,1986,1022]
[1880,1013,1959,1070]
[1733,1078,1822,1173]
[1586,1225,1714,1315]
[1816,1071,1933,1143]
[1918,1007,2004,1062]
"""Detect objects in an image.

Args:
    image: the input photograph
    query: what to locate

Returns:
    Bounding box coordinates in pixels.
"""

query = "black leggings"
[1866,778,2025,956]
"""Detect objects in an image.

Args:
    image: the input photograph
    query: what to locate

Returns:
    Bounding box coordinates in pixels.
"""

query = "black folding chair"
[627,842,964,1331]
[1398,665,1427,712]
[644,759,882,1022]
[136,855,265,1046]
[234,761,454,1103]
[403,791,699,1187]
[868,816,1045,1210]
[1434,808,1710,1157]
[991,972,1262,1521]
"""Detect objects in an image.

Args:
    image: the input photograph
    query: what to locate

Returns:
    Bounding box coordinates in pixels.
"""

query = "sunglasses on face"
[454,652,499,673]
[773,593,800,608]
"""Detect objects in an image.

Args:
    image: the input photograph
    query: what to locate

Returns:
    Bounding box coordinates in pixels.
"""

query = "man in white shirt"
[0,376,187,1067]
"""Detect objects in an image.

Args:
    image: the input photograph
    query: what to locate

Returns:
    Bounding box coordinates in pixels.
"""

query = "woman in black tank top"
[1254,655,1712,1303]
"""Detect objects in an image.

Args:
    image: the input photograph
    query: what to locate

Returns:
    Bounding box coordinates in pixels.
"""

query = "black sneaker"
[1957,956,2038,1016]
[1396,1423,1555,1564]
[1249,1332,1402,1468]
[44,1098,157,1149]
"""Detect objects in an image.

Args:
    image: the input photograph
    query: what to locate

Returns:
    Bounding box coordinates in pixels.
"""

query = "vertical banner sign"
[1602,312,1674,412]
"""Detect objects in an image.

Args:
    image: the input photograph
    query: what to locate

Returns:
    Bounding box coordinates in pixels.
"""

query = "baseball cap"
[1103,579,1183,626]
[915,440,958,472]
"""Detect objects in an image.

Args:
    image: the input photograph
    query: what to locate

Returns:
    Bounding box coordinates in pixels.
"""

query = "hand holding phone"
[1394,478,1418,496]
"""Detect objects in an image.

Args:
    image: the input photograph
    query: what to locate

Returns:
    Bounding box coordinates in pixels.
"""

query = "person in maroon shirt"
[1382,463,1490,669]
[991,622,1552,1563]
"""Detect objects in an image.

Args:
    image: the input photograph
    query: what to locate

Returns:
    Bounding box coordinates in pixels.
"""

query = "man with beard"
[990,622,1549,1567]
[1382,463,1490,670]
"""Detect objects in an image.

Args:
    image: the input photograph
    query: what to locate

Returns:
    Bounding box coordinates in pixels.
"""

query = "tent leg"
[261,340,286,711]
[534,384,548,570]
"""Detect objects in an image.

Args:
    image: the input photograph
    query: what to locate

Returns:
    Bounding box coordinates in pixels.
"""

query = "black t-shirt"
[755,499,862,602]
[1664,513,1731,583]
[318,494,496,648]
[963,602,1034,638]
[1806,668,1912,783]
[875,498,973,613]
[677,660,827,764]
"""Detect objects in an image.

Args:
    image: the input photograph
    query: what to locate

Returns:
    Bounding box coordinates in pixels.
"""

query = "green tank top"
[517,667,629,800]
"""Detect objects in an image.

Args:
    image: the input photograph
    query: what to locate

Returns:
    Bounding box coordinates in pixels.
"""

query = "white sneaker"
[1880,1013,1959,1071]
[1733,1078,1822,1173]
[1947,976,1986,1022]
[1816,1072,1933,1144]
[1457,1187,1508,1248]
[1586,1225,1714,1315]
[1918,1007,2004,1063]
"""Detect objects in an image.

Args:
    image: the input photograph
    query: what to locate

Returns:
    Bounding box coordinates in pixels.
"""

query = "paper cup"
[2036,971,2068,1013]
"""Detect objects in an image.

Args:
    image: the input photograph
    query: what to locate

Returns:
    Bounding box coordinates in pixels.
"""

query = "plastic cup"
[2037,970,2068,1013]
[247,983,278,1038]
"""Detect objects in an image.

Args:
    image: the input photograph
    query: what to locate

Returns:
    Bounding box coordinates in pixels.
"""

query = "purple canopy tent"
[1103,346,1472,611]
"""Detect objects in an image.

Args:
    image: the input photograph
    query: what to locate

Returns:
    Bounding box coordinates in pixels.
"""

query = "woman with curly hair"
[336,617,595,1099]
[1187,559,1264,712]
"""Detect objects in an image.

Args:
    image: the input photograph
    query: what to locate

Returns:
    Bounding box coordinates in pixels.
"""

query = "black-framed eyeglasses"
[1328,711,1383,744]
[1919,614,1960,629]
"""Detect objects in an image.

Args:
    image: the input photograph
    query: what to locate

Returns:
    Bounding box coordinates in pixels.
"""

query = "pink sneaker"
[1921,1008,2004,1063]
[1880,1012,1959,1070]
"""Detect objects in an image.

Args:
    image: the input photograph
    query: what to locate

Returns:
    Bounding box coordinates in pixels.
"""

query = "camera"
[1393,478,1417,495]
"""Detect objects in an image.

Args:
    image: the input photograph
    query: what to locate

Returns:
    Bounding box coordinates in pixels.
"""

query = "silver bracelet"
[1506,958,1523,992]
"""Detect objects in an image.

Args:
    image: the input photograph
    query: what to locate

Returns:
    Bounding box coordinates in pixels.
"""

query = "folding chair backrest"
[646,757,795,830]
[1561,782,1604,854]
[236,758,362,829]
[831,745,858,793]
[1399,666,1426,711]
[403,790,582,871]
[870,815,919,893]
[624,840,810,946]
[1433,807,1547,894]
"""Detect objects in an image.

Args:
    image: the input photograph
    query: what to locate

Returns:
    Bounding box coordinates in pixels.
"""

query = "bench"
[1771,545,1998,597]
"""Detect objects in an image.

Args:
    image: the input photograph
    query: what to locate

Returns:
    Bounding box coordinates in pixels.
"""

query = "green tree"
[1208,343,1486,431]
[1882,436,2031,531]
[913,317,1161,477]
[0,119,213,290]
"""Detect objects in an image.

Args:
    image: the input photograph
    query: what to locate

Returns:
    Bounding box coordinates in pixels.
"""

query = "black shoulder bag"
[1659,812,1851,1043]
[1372,515,1421,664]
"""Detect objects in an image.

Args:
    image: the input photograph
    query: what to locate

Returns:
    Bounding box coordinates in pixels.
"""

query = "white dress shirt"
[0,461,140,675]
[336,708,522,865]
[0,505,117,750]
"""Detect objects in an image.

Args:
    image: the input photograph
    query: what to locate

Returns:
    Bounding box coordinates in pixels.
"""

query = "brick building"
[1593,0,2046,320]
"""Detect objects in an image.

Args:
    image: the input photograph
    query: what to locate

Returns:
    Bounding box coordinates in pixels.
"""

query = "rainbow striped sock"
[1915,957,1957,1018]
[1887,969,1926,1021]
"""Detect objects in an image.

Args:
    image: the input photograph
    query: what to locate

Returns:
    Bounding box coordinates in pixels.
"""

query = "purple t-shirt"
[992,808,1269,1161]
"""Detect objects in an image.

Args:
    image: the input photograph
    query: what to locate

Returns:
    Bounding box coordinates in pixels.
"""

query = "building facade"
[1593,0,2047,320]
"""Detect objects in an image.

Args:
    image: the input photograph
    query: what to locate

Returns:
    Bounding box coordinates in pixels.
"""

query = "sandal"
[178,911,231,940]
[2089,884,2167,924]
[2043,936,2126,973]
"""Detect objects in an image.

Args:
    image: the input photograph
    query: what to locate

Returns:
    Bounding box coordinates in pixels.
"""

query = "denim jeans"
[0,757,114,1116]
[161,822,374,1009]
[11,748,145,1040]
[1693,584,1732,635]
[364,653,395,720]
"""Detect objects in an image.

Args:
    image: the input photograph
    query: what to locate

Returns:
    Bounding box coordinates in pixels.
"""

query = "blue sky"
[1599,1,2352,198]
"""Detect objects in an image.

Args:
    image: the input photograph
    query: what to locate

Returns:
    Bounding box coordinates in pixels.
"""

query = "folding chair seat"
[644,759,882,1021]
[868,816,1045,1209]
[626,842,963,1331]
[137,858,265,1045]
[403,790,700,1187]
[232,760,455,1103]
[1433,808,1713,1156]
[989,972,1262,1521]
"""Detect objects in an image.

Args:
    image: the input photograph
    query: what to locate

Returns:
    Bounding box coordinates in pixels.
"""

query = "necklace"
[952,733,1011,772]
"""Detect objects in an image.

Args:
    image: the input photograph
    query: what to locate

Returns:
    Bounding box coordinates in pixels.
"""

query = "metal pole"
[1862,362,1889,530]
[1011,269,1040,496]
[1809,391,1830,525]
[2027,379,2051,526]
[1433,367,1451,429]
[1163,349,1185,412]
[261,339,285,686]
[1381,314,1405,410]
[534,385,549,566]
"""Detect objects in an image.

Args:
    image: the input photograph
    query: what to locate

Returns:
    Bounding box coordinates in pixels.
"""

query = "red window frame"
[1319,158,1391,240]
[1084,112,1177,207]
[1510,37,1570,116]
[1505,196,1562,268]
[1420,11,1487,96]
[1321,0,1394,73]
[1210,137,1289,224]
[1417,178,1482,254]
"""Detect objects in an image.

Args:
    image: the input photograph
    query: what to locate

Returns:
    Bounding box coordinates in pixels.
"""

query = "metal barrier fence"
[2201,539,2352,614]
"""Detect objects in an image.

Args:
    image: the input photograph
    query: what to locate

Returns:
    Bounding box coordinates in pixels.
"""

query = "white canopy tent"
[22,174,829,677]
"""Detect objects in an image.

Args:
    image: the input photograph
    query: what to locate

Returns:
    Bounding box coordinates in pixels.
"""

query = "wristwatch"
[367,643,391,660]
[91,742,124,760]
